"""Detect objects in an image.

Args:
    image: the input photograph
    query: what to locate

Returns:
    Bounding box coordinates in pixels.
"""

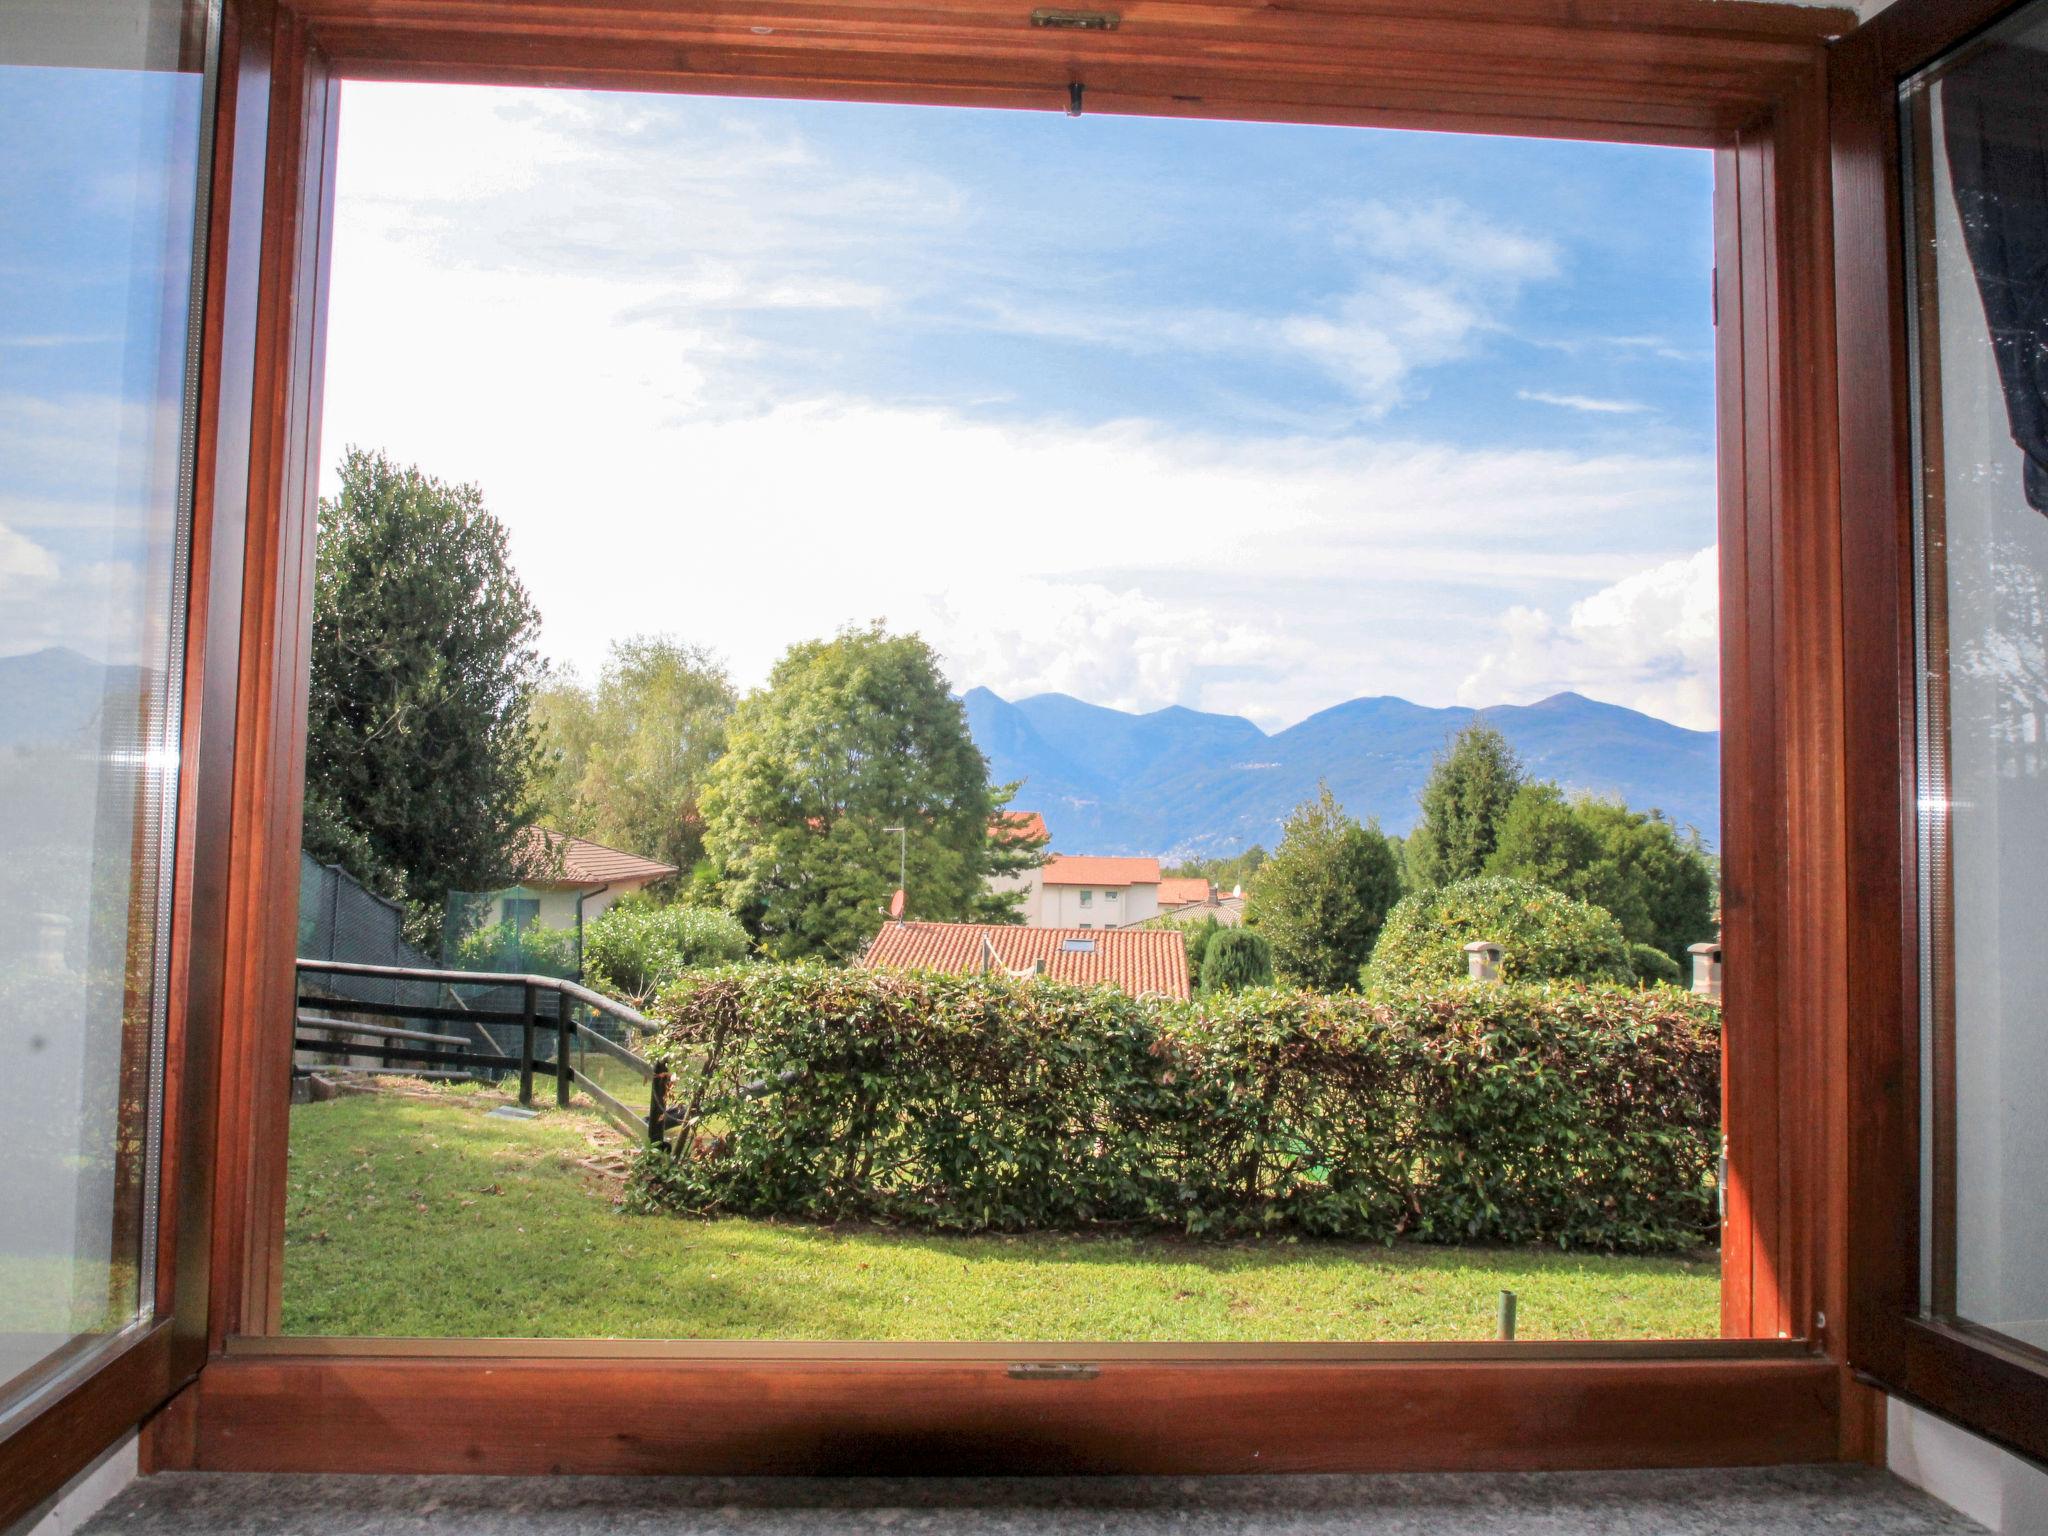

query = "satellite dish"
[888,888,906,919]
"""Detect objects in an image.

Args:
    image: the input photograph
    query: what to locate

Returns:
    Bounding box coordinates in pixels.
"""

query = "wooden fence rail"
[294,958,671,1144]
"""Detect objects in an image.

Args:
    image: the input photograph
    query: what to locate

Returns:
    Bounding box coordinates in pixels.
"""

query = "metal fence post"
[555,987,573,1108]
[519,981,537,1108]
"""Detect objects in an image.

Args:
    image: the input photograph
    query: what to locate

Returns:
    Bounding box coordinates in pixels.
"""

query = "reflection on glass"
[1904,0,2048,1355]
[0,2,206,1411]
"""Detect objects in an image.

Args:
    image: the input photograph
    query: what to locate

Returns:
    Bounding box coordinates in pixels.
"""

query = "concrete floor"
[75,1467,1983,1535]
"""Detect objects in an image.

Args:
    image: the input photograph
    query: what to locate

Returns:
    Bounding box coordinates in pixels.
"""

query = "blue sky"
[0,65,200,668]
[312,84,1720,730]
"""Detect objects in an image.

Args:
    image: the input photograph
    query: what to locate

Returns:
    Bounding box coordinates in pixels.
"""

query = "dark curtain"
[1943,39,2048,514]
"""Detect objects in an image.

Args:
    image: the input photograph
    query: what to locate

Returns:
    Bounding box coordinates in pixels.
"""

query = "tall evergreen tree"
[700,625,1041,959]
[1407,721,1525,889]
[1245,783,1404,991]
[303,448,544,939]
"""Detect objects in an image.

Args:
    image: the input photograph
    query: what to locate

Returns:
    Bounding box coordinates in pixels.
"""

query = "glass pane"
[0,0,207,1412]
[1904,0,2048,1355]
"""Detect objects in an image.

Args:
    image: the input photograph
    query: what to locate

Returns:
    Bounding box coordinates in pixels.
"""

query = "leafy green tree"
[1579,799,1717,964]
[1485,785,1717,965]
[532,636,736,878]
[1407,721,1524,890]
[529,677,597,836]
[1163,845,1267,894]
[1245,784,1404,991]
[1369,876,1635,989]
[303,448,543,939]
[1199,927,1274,994]
[1484,783,1602,894]
[700,625,1038,959]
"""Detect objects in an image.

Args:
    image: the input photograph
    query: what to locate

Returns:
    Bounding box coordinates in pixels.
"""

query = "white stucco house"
[483,827,679,934]
[1001,853,1164,929]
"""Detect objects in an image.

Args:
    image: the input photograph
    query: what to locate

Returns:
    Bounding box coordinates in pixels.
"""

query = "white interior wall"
[1890,1399,2048,1533]
[6,1432,136,1536]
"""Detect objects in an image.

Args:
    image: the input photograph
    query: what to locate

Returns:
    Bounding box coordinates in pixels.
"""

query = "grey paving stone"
[76,1466,1984,1536]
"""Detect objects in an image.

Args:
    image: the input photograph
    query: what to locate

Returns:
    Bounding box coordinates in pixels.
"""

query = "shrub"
[584,899,752,1005]
[1176,913,1224,989]
[632,964,1721,1252]
[1369,877,1634,989]
[1199,928,1273,994]
[1629,942,1684,987]
[451,919,580,979]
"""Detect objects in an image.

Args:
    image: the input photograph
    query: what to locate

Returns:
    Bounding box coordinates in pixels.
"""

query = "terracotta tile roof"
[512,827,678,888]
[992,810,1049,846]
[861,921,1191,1000]
[1157,877,1213,907]
[1039,854,1161,888]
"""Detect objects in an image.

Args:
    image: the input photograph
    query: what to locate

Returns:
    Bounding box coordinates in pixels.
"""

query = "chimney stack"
[1464,939,1503,983]
[1688,942,1723,1000]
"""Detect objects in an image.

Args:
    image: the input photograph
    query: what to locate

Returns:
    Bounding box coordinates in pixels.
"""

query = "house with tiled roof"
[861,920,1190,1000]
[981,812,1167,930]
[1033,854,1164,928]
[1156,876,1247,928]
[481,827,679,936]
[992,810,1049,847]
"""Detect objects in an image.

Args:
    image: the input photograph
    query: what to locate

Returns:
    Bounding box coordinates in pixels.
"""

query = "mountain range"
[963,687,1719,861]
[0,647,148,751]
[0,650,1719,864]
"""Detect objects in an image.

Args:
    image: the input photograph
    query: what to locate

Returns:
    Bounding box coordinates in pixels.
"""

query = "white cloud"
[0,523,58,586]
[910,580,1312,722]
[1275,200,1558,416]
[0,392,187,664]
[962,198,1562,418]
[324,369,1711,726]
[1338,199,1558,284]
[1456,546,1720,729]
[1517,389,1650,415]
[0,522,156,666]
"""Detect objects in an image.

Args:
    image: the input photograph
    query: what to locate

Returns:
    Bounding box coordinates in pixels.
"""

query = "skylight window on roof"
[1063,937,1096,952]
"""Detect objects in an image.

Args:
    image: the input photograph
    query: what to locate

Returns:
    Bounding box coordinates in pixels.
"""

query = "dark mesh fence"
[295,856,648,1096]
[296,853,441,1011]
[296,855,514,1066]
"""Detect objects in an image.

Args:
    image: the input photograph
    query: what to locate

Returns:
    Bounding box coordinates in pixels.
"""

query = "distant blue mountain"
[0,647,147,751]
[963,686,1720,860]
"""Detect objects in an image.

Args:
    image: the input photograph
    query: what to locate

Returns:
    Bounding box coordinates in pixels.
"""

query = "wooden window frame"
[4,0,1922,1498]
[0,1,256,1523]
[1834,0,2048,1471]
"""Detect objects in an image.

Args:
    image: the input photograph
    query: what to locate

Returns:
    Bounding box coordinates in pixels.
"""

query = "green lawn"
[281,1087,1721,1342]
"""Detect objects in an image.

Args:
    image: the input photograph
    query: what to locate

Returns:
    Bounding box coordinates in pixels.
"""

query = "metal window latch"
[1031,8,1121,30]
[1007,1362,1100,1381]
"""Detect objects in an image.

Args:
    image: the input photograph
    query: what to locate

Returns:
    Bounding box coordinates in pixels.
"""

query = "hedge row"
[632,966,1721,1252]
